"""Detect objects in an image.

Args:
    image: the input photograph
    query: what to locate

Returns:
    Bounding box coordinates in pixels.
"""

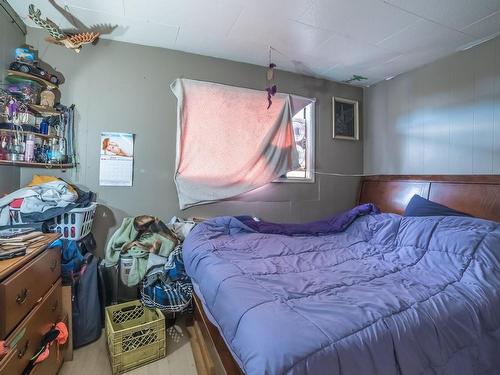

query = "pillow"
[404,194,471,217]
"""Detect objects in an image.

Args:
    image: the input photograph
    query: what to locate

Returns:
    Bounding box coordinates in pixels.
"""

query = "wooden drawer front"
[0,248,60,339]
[29,333,64,375]
[0,279,62,375]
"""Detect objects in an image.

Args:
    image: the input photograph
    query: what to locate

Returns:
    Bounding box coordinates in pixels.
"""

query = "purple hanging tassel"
[266,84,277,109]
[265,62,277,109]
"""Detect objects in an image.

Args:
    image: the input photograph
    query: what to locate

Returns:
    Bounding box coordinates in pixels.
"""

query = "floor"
[60,325,198,375]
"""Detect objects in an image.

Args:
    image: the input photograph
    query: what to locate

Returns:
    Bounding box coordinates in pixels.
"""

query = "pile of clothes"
[105,215,195,313]
[0,175,94,226]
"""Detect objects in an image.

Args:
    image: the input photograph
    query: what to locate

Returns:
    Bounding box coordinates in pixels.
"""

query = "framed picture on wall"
[332,97,359,140]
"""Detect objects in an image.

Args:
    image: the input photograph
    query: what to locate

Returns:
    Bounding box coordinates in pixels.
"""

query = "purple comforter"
[183,210,500,375]
[236,203,379,235]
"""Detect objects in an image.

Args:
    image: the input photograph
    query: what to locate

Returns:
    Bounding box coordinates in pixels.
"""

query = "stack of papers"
[0,231,45,260]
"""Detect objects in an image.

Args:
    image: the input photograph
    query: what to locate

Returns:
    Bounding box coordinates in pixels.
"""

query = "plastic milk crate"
[10,202,97,240]
[105,300,166,374]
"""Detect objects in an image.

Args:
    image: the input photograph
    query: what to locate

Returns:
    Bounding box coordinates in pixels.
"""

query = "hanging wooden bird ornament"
[28,4,100,53]
[265,47,277,109]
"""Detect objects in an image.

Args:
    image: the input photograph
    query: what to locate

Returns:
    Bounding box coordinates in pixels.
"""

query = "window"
[277,101,315,182]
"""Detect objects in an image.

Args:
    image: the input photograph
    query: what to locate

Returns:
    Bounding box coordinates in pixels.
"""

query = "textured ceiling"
[8,0,500,86]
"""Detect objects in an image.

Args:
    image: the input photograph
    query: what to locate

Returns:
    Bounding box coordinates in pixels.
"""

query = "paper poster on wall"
[99,132,134,186]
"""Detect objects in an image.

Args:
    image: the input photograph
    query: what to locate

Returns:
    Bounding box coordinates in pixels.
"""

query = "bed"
[183,175,500,375]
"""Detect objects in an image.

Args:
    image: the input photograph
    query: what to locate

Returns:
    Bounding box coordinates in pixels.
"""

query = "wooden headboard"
[357,175,500,222]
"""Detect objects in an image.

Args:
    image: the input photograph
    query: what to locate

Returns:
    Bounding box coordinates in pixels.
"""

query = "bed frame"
[357,175,500,222]
[189,175,500,374]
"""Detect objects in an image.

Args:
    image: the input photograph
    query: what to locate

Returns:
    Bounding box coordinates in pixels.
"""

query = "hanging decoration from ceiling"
[265,46,277,109]
[343,75,368,84]
[28,4,100,53]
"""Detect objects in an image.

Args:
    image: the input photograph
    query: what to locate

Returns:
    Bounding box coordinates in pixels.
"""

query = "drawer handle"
[16,288,29,305]
[50,259,58,272]
[17,340,29,359]
[51,299,59,312]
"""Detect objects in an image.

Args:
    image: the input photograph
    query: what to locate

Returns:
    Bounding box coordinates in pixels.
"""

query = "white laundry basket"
[10,202,97,240]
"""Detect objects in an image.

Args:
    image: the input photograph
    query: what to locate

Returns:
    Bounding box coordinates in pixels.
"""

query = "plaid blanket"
[140,246,193,312]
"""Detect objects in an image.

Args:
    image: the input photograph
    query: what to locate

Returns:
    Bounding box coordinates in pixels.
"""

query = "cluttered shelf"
[0,128,61,140]
[0,159,74,169]
[6,69,58,90]
[29,103,61,116]
[1,47,76,168]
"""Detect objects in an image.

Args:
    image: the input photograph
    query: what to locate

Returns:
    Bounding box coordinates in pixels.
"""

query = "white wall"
[364,36,500,175]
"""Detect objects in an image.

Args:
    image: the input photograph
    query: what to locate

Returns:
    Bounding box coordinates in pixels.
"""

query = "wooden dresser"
[0,233,65,375]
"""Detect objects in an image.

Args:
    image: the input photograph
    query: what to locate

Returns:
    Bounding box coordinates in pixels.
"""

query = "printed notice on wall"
[99,132,134,186]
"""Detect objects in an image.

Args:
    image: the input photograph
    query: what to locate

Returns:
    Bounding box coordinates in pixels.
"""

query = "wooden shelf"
[0,160,74,169]
[6,70,59,90]
[0,128,60,140]
[29,104,61,117]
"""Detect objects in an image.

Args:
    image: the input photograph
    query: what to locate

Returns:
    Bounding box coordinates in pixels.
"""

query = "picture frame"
[332,97,359,140]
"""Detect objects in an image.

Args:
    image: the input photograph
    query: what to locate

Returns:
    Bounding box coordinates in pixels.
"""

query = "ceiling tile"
[228,8,334,55]
[63,0,125,16]
[310,33,398,70]
[480,0,500,12]
[462,11,500,39]
[227,0,312,21]
[175,31,269,67]
[123,0,241,36]
[383,0,496,30]
[296,0,421,44]
[377,19,474,53]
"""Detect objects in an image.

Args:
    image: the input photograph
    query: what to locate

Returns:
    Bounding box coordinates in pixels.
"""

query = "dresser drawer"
[0,247,61,339]
[29,334,64,375]
[0,279,62,375]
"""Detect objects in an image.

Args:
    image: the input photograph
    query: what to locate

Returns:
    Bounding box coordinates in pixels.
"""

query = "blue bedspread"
[183,213,500,375]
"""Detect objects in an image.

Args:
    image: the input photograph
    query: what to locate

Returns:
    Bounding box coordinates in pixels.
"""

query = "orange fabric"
[27,175,77,194]
[27,175,61,187]
[0,341,8,358]
[34,346,50,364]
[55,322,68,344]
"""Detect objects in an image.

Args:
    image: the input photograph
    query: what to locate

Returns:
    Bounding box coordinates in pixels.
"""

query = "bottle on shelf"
[24,133,35,162]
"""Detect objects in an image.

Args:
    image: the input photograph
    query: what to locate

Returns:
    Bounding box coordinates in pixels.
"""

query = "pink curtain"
[171,78,313,209]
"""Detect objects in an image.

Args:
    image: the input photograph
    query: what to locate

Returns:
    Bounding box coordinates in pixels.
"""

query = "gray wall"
[0,3,23,195]
[364,36,500,174]
[23,27,363,253]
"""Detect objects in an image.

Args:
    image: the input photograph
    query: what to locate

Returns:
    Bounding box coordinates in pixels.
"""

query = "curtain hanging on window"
[171,78,314,209]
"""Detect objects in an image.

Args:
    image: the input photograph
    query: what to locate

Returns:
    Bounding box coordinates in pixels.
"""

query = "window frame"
[275,99,316,183]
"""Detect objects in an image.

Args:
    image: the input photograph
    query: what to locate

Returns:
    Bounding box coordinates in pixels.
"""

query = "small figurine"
[15,47,36,63]
[29,4,100,53]
[40,90,56,107]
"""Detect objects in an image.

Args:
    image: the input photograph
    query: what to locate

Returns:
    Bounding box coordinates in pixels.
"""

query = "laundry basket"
[105,300,166,374]
[10,202,97,240]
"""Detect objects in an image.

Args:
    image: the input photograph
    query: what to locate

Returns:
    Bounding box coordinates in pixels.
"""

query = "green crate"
[105,300,166,374]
